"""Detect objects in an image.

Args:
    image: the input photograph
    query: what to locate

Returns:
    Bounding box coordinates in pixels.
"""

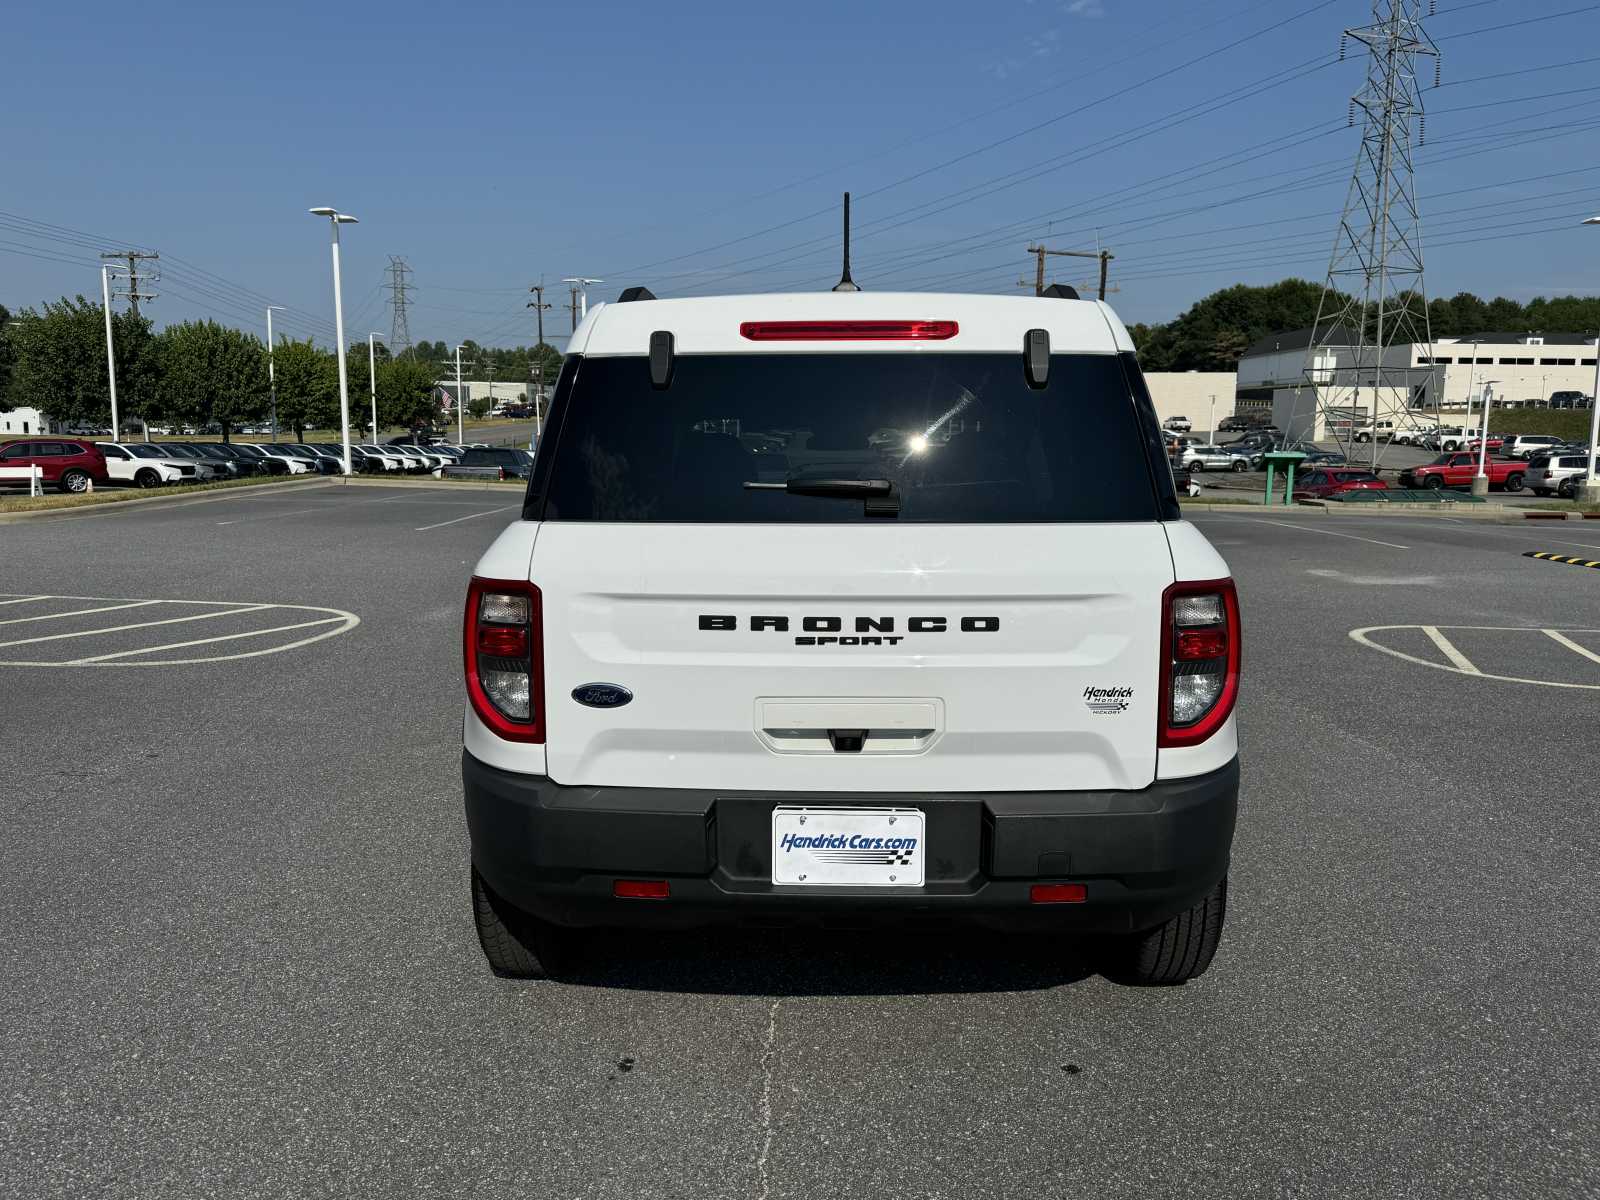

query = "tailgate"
[532,523,1173,793]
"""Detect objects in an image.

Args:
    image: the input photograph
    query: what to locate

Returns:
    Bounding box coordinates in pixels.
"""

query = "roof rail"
[617,286,657,303]
[1040,283,1080,300]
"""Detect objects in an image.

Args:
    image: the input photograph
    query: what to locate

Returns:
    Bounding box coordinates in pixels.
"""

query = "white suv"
[462,290,1241,985]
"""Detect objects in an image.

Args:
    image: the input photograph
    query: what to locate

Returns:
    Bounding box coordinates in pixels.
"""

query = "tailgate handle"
[827,729,867,753]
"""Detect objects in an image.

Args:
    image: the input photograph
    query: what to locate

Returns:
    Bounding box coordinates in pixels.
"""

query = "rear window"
[536,352,1164,523]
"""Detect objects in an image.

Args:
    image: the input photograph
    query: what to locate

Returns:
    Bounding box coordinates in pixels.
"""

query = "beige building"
[1236,329,1598,440]
[1144,373,1237,437]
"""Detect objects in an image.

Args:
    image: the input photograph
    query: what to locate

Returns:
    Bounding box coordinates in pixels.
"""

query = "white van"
[461,289,1242,985]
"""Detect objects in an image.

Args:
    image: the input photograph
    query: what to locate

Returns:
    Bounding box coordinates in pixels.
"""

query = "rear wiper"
[745,477,900,517]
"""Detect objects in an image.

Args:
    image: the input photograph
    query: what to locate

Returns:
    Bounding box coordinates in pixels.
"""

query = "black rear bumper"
[463,752,1238,933]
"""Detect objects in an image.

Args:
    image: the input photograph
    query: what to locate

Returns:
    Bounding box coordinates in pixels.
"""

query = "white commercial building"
[1236,329,1597,440]
[0,407,47,437]
[1143,373,1237,436]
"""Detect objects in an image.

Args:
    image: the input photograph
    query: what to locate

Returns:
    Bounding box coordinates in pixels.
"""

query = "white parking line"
[67,617,345,663]
[1420,625,1480,674]
[1227,517,1409,550]
[414,505,518,532]
[0,604,273,649]
[0,595,51,607]
[216,507,324,526]
[1543,628,1600,666]
[0,599,165,626]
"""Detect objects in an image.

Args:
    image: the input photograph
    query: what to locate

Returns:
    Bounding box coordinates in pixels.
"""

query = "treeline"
[0,298,563,440]
[1129,279,1600,373]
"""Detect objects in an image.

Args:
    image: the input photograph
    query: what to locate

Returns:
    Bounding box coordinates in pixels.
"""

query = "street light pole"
[101,265,120,440]
[367,333,384,443]
[455,345,466,444]
[1472,381,1498,497]
[266,305,285,441]
[1582,217,1600,501]
[309,207,359,477]
[561,276,603,321]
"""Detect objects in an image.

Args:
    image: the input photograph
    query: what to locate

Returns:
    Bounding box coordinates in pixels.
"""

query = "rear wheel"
[58,469,91,494]
[1504,473,1524,493]
[1104,875,1227,986]
[1424,475,1445,489]
[1559,476,1580,499]
[471,867,584,980]
[134,467,163,489]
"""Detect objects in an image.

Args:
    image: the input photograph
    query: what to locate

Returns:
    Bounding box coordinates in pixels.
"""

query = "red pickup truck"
[1400,452,1526,492]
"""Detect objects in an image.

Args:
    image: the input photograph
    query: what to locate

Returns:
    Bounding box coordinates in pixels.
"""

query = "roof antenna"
[832,192,860,293]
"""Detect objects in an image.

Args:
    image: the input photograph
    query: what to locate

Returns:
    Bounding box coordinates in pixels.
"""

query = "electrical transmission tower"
[1299,0,1440,465]
[385,256,414,356]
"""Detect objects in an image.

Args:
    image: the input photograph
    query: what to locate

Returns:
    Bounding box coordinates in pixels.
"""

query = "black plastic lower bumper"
[463,753,1238,933]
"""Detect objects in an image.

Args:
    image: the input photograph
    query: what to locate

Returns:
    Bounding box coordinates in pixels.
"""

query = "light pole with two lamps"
[309,207,358,476]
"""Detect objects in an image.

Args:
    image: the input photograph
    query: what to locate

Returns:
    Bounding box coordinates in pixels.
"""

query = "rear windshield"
[535,352,1164,523]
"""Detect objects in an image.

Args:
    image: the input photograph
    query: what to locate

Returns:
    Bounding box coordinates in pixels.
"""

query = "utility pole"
[266,306,285,440]
[100,250,159,316]
[454,345,470,445]
[1025,245,1114,299]
[100,265,120,441]
[528,283,552,440]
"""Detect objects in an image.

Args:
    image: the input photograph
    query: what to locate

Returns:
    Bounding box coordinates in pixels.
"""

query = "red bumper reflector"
[1030,883,1087,904]
[477,624,529,658]
[739,319,958,341]
[1175,628,1227,661]
[613,879,670,900]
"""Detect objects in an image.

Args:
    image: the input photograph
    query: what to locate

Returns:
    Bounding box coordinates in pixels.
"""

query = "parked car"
[236,443,315,475]
[1296,448,1348,468]
[1423,427,1485,452]
[1352,420,1397,443]
[1163,415,1192,433]
[1171,465,1202,498]
[1497,434,1565,460]
[460,289,1240,985]
[1291,469,1388,501]
[1526,453,1596,497]
[1178,443,1251,472]
[95,442,217,486]
[0,437,110,493]
[1390,424,1438,447]
[1549,390,1593,410]
[442,446,534,480]
[1400,452,1526,492]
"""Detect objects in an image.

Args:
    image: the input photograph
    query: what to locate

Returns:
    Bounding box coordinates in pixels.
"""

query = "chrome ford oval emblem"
[572,683,633,709]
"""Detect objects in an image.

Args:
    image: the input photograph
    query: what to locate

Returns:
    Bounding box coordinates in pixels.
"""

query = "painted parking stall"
[0,592,359,666]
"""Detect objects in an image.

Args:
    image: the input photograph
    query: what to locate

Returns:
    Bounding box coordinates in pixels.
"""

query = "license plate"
[771,807,925,887]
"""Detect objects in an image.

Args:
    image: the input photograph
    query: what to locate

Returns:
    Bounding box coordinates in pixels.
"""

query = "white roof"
[571,291,1135,357]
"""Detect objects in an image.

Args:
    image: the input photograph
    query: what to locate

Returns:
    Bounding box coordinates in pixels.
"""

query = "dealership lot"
[2,487,1597,1199]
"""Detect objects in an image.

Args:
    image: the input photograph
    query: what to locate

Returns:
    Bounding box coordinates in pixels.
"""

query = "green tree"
[468,394,492,420]
[6,296,154,433]
[269,339,338,441]
[377,356,442,431]
[0,304,14,409]
[156,320,269,442]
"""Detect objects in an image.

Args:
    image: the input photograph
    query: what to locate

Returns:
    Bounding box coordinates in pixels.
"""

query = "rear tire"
[59,469,91,494]
[1105,875,1227,986]
[1504,473,1523,493]
[1424,475,1445,489]
[471,867,583,980]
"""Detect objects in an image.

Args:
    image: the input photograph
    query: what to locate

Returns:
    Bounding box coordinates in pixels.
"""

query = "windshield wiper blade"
[744,477,900,517]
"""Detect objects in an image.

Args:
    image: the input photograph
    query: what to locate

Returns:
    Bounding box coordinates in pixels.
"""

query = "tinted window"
[100,445,130,459]
[0,443,34,459]
[539,353,1161,523]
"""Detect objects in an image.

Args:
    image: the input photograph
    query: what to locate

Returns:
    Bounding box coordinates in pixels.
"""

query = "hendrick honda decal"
[1084,686,1133,714]
[698,613,998,647]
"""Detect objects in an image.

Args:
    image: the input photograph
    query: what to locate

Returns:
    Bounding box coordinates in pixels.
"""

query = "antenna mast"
[832,192,860,293]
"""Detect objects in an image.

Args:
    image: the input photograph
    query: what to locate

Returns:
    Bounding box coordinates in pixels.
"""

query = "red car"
[1292,468,1389,500]
[0,437,111,494]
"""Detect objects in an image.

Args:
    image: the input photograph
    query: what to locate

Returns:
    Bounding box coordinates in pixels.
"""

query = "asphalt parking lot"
[3,484,1598,1199]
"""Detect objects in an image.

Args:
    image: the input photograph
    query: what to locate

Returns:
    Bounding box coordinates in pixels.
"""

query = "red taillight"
[1158,578,1241,749]
[477,624,528,658]
[463,577,544,743]
[613,879,670,900]
[1175,628,1227,661]
[1030,883,1087,904]
[738,320,958,341]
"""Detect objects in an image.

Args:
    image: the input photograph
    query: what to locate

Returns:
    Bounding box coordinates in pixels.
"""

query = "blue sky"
[4,0,1599,348]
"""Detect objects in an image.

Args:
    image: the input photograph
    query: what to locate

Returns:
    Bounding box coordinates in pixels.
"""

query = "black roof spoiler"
[617,286,656,303]
[1040,283,1080,300]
